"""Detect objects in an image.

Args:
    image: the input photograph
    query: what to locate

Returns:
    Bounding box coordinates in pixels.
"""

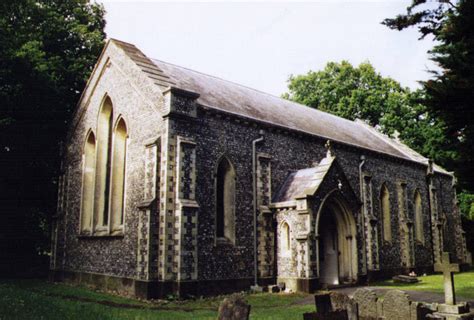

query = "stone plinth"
[429,302,474,320]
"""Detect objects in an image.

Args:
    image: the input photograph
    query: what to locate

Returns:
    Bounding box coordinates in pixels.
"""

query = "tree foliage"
[283,61,454,167]
[0,0,106,274]
[383,0,474,218]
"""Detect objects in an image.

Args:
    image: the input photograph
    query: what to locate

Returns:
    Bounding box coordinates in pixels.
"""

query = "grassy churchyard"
[374,269,474,300]
[0,279,313,320]
[1,270,473,319]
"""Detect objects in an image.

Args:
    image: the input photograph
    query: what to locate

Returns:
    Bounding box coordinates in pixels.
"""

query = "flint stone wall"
[53,40,463,296]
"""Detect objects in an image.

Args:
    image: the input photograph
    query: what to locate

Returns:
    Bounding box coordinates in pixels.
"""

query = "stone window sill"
[78,227,124,239]
[78,233,124,239]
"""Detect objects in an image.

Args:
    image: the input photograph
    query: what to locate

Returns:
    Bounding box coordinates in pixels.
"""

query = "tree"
[0,0,106,275]
[282,61,454,167]
[383,0,474,219]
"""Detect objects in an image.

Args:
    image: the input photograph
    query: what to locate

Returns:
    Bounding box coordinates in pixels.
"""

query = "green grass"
[372,269,474,300]
[0,279,315,320]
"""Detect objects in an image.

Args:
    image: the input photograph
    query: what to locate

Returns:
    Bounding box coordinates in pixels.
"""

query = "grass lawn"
[372,269,474,300]
[0,279,314,320]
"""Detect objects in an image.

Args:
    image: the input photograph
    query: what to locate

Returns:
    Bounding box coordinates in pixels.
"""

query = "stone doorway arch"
[316,191,358,285]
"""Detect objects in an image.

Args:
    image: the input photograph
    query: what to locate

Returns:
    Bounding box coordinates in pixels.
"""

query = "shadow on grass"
[0,279,315,320]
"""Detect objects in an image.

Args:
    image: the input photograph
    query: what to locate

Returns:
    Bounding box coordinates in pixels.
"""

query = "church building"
[50,39,469,298]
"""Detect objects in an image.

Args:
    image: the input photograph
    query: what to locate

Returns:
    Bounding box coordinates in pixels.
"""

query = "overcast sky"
[101,0,438,96]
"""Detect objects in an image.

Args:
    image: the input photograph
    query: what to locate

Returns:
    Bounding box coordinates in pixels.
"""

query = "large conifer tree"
[384,0,474,193]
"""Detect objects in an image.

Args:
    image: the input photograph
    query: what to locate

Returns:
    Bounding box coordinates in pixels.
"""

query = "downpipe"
[359,155,368,276]
[252,130,265,288]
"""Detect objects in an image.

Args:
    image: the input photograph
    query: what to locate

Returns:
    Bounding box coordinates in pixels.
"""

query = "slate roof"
[273,155,335,203]
[109,39,450,174]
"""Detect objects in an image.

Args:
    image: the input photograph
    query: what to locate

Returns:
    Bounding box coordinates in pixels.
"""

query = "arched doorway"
[317,192,358,285]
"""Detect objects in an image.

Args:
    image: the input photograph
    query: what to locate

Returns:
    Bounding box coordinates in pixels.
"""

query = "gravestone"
[382,289,411,320]
[430,252,474,319]
[353,288,378,320]
[330,292,358,320]
[315,292,333,315]
[411,301,437,320]
[217,294,251,320]
[303,292,349,320]
[330,292,352,311]
[393,274,419,283]
[434,252,460,305]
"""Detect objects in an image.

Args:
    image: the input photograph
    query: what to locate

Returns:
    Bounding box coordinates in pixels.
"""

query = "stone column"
[398,181,413,269]
[159,87,200,283]
[136,138,160,281]
[175,137,199,281]
[427,161,442,265]
[256,153,274,279]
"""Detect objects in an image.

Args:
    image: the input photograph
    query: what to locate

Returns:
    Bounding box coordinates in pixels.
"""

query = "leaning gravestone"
[217,294,251,320]
[382,289,411,320]
[353,288,378,320]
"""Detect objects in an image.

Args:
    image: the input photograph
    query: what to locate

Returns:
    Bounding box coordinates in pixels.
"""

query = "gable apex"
[273,154,341,203]
[109,39,176,90]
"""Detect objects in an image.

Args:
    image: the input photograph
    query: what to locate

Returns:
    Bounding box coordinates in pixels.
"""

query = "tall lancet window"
[415,190,424,244]
[216,157,236,243]
[94,96,113,230]
[110,118,128,232]
[280,222,291,256]
[381,184,392,242]
[81,131,96,233]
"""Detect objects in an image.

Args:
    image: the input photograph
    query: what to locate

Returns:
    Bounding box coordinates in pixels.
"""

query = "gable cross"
[434,251,460,305]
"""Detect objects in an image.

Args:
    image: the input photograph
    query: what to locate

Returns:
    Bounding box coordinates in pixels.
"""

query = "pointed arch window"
[80,131,96,233]
[381,184,392,242]
[280,222,291,256]
[110,118,128,232]
[216,157,236,243]
[79,95,129,236]
[414,190,424,244]
[94,96,113,230]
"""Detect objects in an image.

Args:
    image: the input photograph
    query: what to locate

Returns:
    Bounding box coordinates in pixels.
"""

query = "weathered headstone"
[329,292,352,311]
[303,292,349,320]
[353,288,378,320]
[382,289,411,320]
[217,294,251,320]
[410,301,437,320]
[315,292,333,316]
[329,292,358,320]
[393,274,420,283]
[434,252,460,305]
[429,252,474,319]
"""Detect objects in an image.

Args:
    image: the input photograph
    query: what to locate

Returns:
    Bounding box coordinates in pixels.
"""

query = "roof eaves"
[197,103,433,167]
[354,119,452,176]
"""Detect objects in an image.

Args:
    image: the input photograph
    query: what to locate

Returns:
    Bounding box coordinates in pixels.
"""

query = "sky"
[101,0,438,96]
